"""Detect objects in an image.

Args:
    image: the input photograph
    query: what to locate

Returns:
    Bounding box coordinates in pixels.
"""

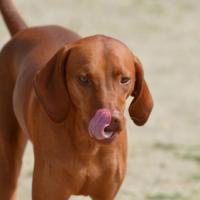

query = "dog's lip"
[89,124,118,141]
[91,131,119,144]
[104,124,121,133]
[89,121,120,143]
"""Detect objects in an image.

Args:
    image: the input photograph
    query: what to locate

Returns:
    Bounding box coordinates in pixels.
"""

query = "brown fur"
[0,0,153,199]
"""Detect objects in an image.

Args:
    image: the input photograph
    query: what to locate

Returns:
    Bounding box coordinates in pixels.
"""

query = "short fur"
[0,0,153,199]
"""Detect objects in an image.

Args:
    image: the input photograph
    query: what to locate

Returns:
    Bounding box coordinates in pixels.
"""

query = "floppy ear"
[33,47,71,123]
[129,57,153,126]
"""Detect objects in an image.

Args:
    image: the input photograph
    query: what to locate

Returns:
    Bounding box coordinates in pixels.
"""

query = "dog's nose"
[105,110,123,133]
[112,116,120,126]
[112,109,122,122]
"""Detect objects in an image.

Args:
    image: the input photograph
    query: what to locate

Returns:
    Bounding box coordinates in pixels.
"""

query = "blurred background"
[0,0,200,199]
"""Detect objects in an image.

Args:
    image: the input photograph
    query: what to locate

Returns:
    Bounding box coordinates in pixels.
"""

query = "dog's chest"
[76,152,125,196]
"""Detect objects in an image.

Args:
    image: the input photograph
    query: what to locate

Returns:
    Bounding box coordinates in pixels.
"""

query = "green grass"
[26,170,33,177]
[153,142,178,151]
[146,193,184,200]
[176,146,200,164]
[153,142,200,165]
[180,153,200,163]
[189,173,200,182]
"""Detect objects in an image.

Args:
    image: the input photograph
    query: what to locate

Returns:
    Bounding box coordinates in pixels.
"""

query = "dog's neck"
[67,114,100,159]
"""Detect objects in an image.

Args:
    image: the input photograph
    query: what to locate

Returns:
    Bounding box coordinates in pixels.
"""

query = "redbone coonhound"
[0,0,153,199]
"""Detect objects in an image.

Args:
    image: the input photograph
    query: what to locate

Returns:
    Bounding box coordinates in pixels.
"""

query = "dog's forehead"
[68,35,133,67]
[78,35,131,55]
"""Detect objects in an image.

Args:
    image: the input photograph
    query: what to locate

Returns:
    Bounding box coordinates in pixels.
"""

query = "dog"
[0,0,153,199]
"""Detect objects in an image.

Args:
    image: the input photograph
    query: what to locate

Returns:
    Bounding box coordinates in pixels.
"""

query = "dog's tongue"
[89,108,113,140]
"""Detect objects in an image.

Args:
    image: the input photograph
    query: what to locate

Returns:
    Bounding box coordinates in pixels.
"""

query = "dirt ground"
[0,0,200,199]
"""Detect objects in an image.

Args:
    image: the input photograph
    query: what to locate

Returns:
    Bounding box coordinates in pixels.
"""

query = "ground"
[0,0,200,199]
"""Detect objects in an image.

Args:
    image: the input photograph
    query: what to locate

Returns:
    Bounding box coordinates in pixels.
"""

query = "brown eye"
[120,76,130,84]
[78,75,90,85]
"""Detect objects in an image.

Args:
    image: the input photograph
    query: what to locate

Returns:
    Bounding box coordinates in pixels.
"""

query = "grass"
[153,142,178,151]
[26,170,33,178]
[189,173,200,182]
[175,145,200,165]
[146,193,185,200]
[180,153,200,164]
[153,142,200,165]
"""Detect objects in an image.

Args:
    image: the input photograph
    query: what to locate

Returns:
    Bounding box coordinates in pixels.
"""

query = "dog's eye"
[120,76,130,84]
[78,75,90,85]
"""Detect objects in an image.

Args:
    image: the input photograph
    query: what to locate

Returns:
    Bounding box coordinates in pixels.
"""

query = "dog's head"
[34,35,153,141]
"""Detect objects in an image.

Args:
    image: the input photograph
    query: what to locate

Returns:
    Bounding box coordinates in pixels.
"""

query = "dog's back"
[0,0,80,134]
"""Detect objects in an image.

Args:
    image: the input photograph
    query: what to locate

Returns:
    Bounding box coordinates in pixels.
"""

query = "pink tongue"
[88,108,113,140]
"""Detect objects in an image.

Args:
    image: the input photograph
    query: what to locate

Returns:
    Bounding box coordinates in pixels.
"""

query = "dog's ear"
[33,47,71,123]
[128,57,153,126]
